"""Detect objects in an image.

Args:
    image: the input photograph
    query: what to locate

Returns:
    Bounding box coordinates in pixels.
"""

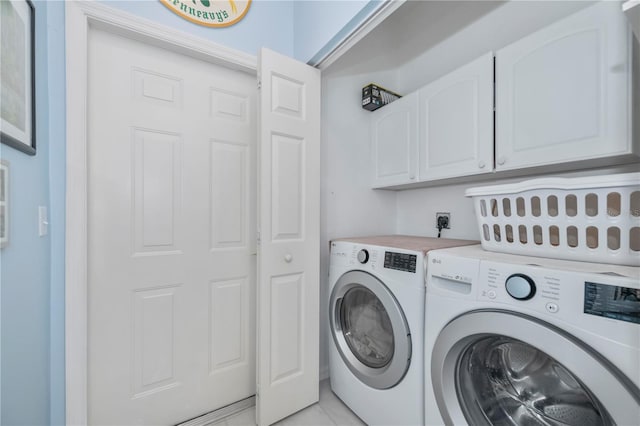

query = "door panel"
[257,48,321,426]
[209,277,250,372]
[270,273,304,384]
[272,134,304,240]
[133,286,180,397]
[210,142,249,249]
[88,28,256,425]
[133,130,182,253]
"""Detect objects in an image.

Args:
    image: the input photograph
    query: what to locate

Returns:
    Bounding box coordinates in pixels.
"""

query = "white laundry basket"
[465,173,640,266]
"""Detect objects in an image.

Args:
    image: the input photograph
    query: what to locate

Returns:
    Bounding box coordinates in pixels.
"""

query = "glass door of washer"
[430,309,640,426]
[330,270,411,389]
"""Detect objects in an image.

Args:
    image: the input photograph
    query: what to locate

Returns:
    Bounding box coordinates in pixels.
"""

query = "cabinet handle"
[284,254,293,263]
[478,161,486,169]
[497,156,506,166]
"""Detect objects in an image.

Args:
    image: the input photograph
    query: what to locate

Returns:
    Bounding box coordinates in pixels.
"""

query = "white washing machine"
[328,236,477,426]
[424,245,640,426]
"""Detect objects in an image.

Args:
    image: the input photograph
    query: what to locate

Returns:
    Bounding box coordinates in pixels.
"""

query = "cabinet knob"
[497,156,506,166]
[478,161,486,169]
[284,254,293,263]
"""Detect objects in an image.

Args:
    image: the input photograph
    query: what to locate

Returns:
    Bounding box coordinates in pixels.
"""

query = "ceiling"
[325,0,595,76]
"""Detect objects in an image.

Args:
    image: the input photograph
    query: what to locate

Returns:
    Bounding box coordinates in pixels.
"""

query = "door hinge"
[257,80,262,90]
[256,230,261,245]
[492,56,496,112]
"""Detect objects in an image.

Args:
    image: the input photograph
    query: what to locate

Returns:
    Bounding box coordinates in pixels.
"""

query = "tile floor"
[211,379,365,426]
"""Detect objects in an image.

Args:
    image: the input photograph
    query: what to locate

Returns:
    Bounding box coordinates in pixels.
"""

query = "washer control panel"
[584,281,640,324]
[427,248,640,346]
[479,261,562,314]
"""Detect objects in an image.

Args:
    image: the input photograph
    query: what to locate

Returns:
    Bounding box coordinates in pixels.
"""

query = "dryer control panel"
[384,252,417,273]
[330,241,425,278]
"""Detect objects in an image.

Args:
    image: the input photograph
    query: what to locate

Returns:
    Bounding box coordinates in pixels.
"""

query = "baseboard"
[320,364,330,381]
[177,396,255,426]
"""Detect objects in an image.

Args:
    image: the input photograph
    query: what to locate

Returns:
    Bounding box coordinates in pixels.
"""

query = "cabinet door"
[371,91,418,188]
[418,52,494,181]
[495,2,632,171]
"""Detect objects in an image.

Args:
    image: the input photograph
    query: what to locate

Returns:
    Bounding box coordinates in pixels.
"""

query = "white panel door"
[257,48,321,426]
[418,52,494,181]
[495,2,632,171]
[88,29,256,425]
[371,92,419,188]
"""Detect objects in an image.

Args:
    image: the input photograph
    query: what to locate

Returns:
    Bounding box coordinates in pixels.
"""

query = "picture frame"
[1,0,36,156]
[0,160,9,249]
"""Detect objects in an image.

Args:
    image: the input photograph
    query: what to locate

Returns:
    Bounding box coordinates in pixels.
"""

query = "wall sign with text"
[160,0,251,27]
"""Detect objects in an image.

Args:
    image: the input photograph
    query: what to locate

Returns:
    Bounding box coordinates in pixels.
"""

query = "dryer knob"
[357,249,370,264]
[505,274,536,300]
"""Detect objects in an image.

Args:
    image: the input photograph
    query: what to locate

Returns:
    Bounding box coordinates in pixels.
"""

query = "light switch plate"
[39,206,48,237]
[0,160,8,248]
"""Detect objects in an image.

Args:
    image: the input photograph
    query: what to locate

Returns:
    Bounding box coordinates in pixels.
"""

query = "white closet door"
[495,2,632,171]
[87,29,256,425]
[418,52,494,181]
[256,48,321,426]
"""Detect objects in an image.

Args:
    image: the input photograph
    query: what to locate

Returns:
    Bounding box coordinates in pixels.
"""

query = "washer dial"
[357,249,370,264]
[505,274,536,300]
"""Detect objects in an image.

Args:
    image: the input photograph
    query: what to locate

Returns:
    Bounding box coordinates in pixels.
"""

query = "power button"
[545,302,559,313]
[487,290,497,299]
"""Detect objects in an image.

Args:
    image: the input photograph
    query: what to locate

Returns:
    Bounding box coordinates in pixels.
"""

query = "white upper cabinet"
[418,52,494,181]
[371,91,419,188]
[495,2,634,171]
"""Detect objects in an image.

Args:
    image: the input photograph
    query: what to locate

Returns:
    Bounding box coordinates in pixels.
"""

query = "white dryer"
[424,245,640,426]
[329,236,477,426]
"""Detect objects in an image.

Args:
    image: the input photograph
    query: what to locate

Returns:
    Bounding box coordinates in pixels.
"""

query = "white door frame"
[65,2,257,423]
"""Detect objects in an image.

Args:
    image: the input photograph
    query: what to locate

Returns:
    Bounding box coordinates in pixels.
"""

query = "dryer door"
[431,309,640,426]
[330,270,411,389]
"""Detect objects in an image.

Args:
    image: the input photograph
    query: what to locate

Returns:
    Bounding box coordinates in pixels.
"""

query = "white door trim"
[65,2,256,424]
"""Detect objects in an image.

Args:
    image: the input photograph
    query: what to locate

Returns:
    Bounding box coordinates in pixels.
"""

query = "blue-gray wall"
[293,0,383,64]
[1,1,52,424]
[47,2,66,424]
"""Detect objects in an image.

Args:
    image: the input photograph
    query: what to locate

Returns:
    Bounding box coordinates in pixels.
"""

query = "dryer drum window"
[330,270,412,390]
[340,286,395,368]
[455,336,613,426]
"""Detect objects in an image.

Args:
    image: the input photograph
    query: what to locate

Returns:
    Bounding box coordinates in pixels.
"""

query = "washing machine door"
[330,270,411,389]
[431,309,640,426]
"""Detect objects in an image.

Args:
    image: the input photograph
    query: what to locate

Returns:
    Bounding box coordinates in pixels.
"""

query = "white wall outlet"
[39,206,49,237]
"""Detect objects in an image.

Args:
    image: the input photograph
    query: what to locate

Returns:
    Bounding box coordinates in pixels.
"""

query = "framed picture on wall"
[1,0,36,156]
[0,160,8,248]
